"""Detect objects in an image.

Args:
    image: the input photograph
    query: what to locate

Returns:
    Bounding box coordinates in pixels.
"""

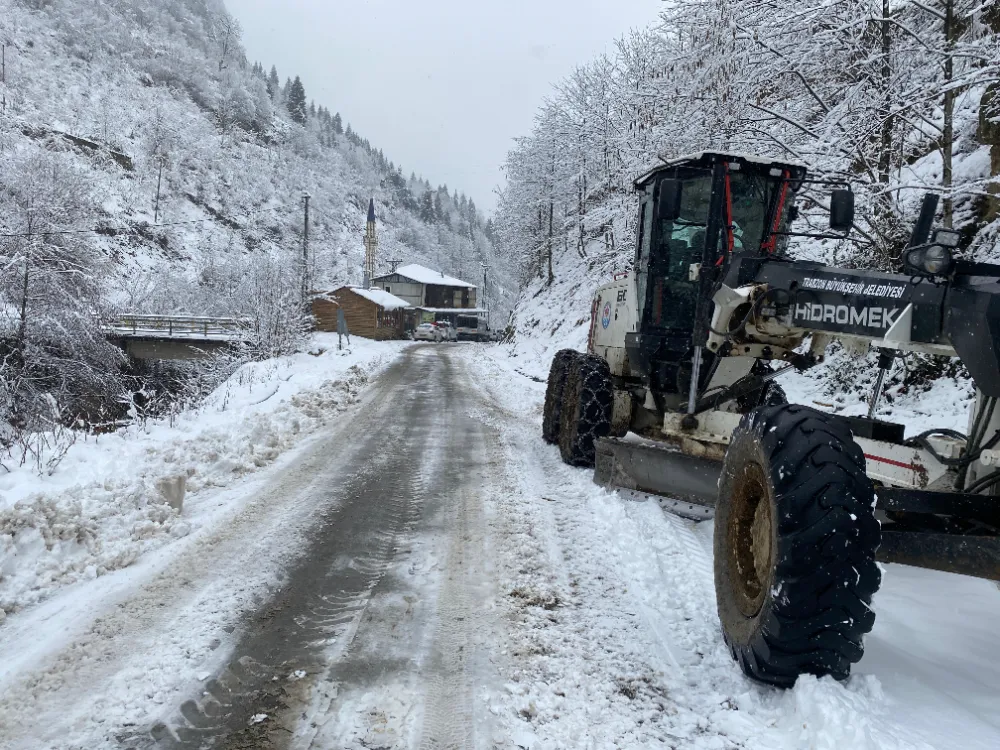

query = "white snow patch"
[0,335,408,618]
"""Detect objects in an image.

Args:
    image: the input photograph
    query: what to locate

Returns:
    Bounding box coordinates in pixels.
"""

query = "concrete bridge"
[107,315,253,360]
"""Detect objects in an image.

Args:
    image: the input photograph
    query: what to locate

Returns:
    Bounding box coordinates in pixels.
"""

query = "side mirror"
[656,179,683,222]
[830,190,855,233]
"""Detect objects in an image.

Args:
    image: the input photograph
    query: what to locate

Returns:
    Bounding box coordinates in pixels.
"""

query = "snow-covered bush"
[0,152,126,441]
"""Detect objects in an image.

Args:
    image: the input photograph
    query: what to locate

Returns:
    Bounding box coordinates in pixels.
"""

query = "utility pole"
[481,263,490,328]
[302,192,311,306]
[153,154,166,224]
[388,259,403,274]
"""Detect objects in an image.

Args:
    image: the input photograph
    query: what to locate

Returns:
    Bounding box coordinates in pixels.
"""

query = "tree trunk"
[16,230,32,358]
[942,0,956,228]
[579,153,587,259]
[877,0,893,188]
[537,207,544,279]
[873,0,898,269]
[981,7,1000,222]
[547,200,554,285]
[17,258,28,353]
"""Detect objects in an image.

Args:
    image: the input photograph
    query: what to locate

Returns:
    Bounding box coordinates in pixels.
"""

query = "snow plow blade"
[593,437,720,519]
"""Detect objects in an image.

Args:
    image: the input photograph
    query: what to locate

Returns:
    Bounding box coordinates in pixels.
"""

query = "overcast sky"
[227,0,663,214]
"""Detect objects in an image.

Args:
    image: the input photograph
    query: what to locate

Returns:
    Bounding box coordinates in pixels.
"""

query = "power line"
[0,219,211,239]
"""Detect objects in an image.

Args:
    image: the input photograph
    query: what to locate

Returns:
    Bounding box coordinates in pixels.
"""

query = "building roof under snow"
[324,286,411,310]
[382,263,476,289]
[350,287,411,310]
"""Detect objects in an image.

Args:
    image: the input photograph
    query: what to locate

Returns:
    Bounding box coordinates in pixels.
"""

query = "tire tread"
[716,404,881,688]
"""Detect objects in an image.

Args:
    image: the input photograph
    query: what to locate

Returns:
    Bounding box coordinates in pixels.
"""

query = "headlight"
[922,244,953,275]
[904,243,954,277]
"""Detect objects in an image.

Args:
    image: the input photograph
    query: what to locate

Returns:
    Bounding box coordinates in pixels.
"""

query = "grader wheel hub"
[728,463,773,618]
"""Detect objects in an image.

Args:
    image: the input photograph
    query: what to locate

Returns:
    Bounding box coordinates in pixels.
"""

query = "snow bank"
[0,335,408,619]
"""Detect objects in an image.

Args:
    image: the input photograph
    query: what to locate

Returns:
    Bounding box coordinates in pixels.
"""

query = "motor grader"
[543,151,1000,687]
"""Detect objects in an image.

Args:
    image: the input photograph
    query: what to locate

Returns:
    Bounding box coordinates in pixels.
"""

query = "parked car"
[436,321,458,342]
[413,322,443,342]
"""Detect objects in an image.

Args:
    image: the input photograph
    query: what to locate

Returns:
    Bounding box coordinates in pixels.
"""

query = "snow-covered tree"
[287,76,308,124]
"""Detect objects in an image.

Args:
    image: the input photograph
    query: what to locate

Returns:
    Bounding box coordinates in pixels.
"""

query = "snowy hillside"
[0,0,515,314]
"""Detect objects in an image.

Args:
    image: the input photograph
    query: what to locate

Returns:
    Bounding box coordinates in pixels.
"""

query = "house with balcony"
[371,264,477,310]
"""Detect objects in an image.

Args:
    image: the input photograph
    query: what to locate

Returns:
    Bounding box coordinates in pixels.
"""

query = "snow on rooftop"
[661,150,807,168]
[353,287,410,310]
[383,264,476,289]
[334,286,411,310]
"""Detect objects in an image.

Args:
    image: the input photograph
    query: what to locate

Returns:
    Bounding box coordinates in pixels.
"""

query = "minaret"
[363,198,378,288]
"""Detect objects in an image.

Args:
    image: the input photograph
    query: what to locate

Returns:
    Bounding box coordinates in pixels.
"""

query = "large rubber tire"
[558,355,613,467]
[714,404,881,688]
[542,349,580,445]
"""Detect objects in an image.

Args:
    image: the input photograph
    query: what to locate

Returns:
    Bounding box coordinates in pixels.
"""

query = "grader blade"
[593,437,720,519]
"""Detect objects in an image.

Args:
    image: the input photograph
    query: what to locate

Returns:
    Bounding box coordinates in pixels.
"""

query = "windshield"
[641,169,792,332]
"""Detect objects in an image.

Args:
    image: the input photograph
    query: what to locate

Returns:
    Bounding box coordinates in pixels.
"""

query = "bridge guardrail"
[106,315,255,341]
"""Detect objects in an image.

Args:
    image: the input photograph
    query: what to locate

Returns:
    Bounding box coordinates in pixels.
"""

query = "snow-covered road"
[0,343,998,749]
[0,344,501,749]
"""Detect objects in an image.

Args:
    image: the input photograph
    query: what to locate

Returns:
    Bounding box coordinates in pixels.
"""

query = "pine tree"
[434,192,445,224]
[287,76,308,124]
[420,191,436,223]
[267,66,280,98]
[333,112,343,134]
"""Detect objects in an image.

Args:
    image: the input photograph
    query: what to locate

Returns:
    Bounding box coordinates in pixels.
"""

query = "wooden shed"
[312,286,411,340]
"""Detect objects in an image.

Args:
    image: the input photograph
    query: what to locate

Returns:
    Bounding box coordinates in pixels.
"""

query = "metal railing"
[106,315,254,341]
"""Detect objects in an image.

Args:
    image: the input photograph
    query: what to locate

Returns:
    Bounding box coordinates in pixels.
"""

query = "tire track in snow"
[416,479,476,750]
[118,348,445,749]
[284,347,496,750]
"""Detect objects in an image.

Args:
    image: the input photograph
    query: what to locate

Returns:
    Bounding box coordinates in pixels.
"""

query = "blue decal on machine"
[601,302,612,329]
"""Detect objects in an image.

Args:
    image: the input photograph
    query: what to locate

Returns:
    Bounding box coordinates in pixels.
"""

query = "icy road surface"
[0,343,998,749]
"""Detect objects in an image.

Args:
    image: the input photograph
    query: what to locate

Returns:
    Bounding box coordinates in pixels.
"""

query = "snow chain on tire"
[543,349,580,445]
[558,354,613,467]
[714,404,881,687]
[736,377,788,413]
